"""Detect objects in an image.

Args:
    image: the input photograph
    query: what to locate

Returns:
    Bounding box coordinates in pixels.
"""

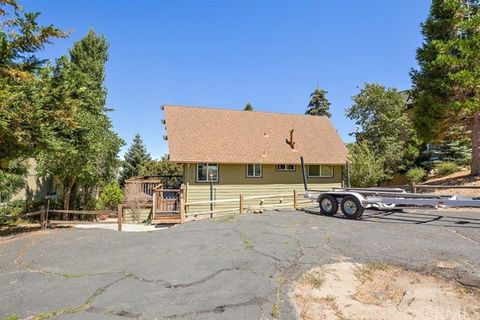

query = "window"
[276,164,295,171]
[246,164,262,177]
[308,165,333,177]
[197,163,218,182]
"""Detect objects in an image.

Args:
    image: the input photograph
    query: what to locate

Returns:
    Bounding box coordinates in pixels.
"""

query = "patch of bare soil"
[292,262,480,320]
[419,169,480,197]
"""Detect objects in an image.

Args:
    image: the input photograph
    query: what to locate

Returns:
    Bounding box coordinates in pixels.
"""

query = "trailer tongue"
[300,157,480,219]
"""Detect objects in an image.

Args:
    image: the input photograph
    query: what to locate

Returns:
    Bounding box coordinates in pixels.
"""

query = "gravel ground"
[1,208,479,320]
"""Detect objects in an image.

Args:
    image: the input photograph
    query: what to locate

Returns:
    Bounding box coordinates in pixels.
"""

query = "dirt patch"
[417,169,480,197]
[292,262,480,320]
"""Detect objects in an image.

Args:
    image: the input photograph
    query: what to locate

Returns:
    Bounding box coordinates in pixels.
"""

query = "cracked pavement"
[1,208,480,319]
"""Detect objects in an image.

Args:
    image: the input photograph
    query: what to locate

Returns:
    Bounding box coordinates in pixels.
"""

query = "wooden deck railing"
[124,179,163,198]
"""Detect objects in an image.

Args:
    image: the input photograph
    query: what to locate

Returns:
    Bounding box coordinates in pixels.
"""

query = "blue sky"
[24,0,431,159]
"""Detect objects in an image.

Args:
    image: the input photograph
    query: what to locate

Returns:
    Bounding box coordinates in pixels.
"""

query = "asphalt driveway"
[1,208,479,320]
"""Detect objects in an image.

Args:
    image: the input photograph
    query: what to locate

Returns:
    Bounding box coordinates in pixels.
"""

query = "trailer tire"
[340,196,364,219]
[318,194,338,216]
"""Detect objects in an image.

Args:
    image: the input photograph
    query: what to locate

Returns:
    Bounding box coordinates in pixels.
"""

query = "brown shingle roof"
[163,105,347,165]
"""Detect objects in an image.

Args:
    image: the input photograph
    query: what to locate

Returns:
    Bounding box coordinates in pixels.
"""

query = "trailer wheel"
[340,196,364,219]
[318,194,338,216]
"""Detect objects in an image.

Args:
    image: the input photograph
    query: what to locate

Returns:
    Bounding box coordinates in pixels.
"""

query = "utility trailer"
[299,157,480,219]
[304,187,480,219]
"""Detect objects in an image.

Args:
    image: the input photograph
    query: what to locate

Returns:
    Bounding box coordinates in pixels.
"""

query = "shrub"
[0,200,26,224]
[435,161,459,177]
[405,167,426,183]
[97,182,123,210]
[348,142,385,187]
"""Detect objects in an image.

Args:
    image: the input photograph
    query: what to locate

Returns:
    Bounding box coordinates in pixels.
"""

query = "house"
[8,159,55,204]
[162,105,347,214]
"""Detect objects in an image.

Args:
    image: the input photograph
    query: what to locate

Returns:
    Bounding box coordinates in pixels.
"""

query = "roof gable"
[163,105,347,164]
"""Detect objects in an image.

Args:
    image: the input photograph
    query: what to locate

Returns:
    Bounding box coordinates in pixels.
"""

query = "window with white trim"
[276,164,295,171]
[308,165,333,177]
[246,164,262,177]
[197,163,218,182]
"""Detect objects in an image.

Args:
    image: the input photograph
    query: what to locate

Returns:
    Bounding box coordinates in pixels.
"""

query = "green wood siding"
[184,183,340,218]
[182,163,343,218]
[183,163,343,185]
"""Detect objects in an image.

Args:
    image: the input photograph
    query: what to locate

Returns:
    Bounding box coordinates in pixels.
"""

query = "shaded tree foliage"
[411,0,480,174]
[348,142,384,187]
[119,134,151,185]
[306,88,331,117]
[243,103,253,111]
[0,0,66,201]
[346,83,419,181]
[139,157,183,188]
[37,30,124,210]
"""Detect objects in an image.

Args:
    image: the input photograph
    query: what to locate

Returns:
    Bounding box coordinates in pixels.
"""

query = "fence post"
[117,204,123,232]
[152,188,157,221]
[412,183,417,193]
[293,190,298,210]
[239,194,244,214]
[40,209,46,230]
[180,185,186,223]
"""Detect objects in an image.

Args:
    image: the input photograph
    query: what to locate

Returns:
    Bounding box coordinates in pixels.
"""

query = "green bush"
[97,182,123,210]
[405,167,426,183]
[435,161,459,177]
[0,200,26,224]
[348,142,385,187]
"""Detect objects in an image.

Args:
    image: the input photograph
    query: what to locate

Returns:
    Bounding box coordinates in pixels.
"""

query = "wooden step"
[152,213,182,225]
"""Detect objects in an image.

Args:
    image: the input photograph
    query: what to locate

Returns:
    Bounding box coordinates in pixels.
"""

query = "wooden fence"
[7,209,123,231]
[183,189,315,220]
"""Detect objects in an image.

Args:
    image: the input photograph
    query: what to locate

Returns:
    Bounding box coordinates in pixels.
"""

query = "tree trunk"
[63,178,75,219]
[471,112,480,176]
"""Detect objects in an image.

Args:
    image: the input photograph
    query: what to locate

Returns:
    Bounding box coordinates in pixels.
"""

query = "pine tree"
[0,0,66,201]
[37,29,124,210]
[411,0,480,175]
[120,134,151,185]
[243,103,253,111]
[305,88,331,117]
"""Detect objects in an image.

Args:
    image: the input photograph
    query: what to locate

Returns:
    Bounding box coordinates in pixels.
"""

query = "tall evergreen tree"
[37,29,124,210]
[243,103,253,111]
[305,88,331,117]
[120,134,151,185]
[0,0,66,201]
[411,0,480,175]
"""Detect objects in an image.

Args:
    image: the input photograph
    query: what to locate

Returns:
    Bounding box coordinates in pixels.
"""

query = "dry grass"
[354,262,389,283]
[300,270,325,289]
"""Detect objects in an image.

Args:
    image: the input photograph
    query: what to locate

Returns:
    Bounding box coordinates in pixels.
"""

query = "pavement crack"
[87,306,143,319]
[162,296,268,319]
[166,267,239,288]
[27,273,129,319]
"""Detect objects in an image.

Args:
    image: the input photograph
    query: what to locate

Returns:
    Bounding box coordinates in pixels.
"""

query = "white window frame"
[196,163,219,182]
[308,165,334,178]
[276,164,295,171]
[246,164,262,178]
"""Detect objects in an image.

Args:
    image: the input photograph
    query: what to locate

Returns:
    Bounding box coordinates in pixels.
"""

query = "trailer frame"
[300,157,480,219]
